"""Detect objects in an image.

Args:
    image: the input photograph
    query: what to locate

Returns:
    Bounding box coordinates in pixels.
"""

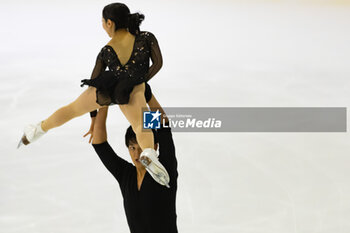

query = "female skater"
[18,3,170,187]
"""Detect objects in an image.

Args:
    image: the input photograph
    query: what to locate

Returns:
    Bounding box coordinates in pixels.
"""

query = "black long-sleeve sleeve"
[92,141,133,183]
[156,123,177,185]
[145,33,163,82]
[89,50,107,117]
[91,50,107,79]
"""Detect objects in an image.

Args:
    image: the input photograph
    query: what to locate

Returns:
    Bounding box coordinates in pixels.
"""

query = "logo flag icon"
[143,110,161,129]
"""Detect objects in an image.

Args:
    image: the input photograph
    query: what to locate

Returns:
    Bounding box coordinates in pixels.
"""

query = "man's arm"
[147,95,176,171]
[92,107,133,183]
[92,107,108,144]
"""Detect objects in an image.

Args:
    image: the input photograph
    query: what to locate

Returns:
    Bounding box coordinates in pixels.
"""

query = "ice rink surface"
[1,0,350,232]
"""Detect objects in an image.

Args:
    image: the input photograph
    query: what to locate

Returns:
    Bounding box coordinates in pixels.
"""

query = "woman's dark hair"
[125,126,158,147]
[102,3,145,35]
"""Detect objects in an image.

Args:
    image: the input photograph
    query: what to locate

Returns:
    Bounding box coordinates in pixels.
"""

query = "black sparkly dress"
[81,31,162,106]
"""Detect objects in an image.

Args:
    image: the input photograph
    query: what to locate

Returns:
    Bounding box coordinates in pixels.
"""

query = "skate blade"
[141,160,170,188]
[17,135,30,149]
[148,168,170,188]
[17,138,23,149]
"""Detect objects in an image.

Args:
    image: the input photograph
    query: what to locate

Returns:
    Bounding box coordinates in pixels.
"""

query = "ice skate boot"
[140,148,170,188]
[17,121,47,148]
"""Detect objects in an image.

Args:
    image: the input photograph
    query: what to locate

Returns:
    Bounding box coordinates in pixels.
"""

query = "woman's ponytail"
[128,13,145,35]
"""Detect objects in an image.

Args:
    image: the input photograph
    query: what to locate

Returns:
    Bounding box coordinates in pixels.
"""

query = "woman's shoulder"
[139,31,157,39]
[139,31,158,45]
[99,41,116,54]
[96,44,114,61]
[139,30,154,36]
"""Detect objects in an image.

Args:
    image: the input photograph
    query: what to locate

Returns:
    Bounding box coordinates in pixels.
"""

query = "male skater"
[90,94,178,233]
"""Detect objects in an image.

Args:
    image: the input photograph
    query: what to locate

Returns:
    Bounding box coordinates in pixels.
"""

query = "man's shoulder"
[93,141,134,167]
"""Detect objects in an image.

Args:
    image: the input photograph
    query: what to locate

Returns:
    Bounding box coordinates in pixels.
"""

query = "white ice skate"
[140,148,170,188]
[17,121,47,148]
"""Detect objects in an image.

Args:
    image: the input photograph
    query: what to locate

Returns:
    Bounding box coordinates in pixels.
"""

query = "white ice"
[1,0,350,233]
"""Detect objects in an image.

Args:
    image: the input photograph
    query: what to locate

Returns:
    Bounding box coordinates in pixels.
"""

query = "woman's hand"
[84,117,96,143]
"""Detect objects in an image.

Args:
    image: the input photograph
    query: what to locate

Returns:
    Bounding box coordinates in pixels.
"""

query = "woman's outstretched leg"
[19,87,102,147]
[41,87,101,131]
[119,82,170,187]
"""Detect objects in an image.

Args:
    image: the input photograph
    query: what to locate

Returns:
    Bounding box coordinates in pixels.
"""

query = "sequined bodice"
[97,31,158,82]
[85,30,162,109]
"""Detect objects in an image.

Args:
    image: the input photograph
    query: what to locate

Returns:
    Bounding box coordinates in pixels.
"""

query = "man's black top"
[92,125,178,233]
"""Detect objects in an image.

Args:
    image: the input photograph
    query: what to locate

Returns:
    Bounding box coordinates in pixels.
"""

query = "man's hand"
[84,117,96,143]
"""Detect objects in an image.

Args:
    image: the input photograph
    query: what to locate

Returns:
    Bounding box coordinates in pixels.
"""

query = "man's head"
[125,126,158,169]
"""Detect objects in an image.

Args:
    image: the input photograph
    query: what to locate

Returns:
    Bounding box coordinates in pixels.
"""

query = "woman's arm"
[91,51,107,80]
[89,49,107,117]
[145,33,163,82]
